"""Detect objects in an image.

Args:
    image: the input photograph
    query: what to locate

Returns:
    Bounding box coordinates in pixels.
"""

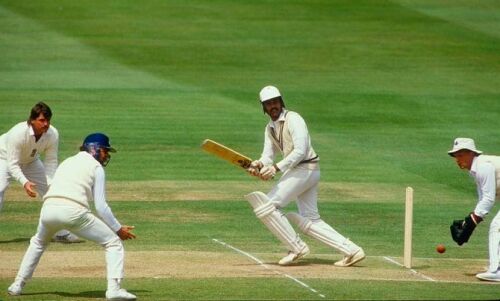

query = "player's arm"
[93,167,135,240]
[6,129,35,196]
[450,162,494,245]
[6,129,29,186]
[42,127,59,185]
[473,162,496,217]
[274,113,308,172]
[250,127,275,178]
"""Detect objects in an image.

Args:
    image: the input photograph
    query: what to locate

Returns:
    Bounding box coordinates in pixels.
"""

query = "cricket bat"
[201,139,252,169]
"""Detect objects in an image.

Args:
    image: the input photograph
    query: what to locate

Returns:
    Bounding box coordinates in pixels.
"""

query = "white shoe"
[52,233,84,243]
[106,288,137,301]
[476,271,500,282]
[8,280,25,296]
[334,248,365,267]
[278,245,310,266]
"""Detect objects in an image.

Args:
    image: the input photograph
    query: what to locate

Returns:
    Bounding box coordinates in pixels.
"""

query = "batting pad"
[287,212,359,256]
[245,191,307,254]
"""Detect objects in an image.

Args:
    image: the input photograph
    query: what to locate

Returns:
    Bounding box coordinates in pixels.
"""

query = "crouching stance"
[8,133,137,300]
[448,138,500,282]
[246,86,365,267]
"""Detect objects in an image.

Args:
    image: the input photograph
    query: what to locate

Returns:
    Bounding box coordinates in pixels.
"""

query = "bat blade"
[201,139,252,169]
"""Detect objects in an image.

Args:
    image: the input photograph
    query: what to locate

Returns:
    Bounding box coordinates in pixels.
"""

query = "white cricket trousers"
[0,159,48,211]
[268,166,321,221]
[14,198,124,282]
[488,210,500,273]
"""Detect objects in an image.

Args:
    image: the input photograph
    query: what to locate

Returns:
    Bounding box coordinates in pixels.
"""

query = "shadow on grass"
[20,289,147,298]
[0,237,30,244]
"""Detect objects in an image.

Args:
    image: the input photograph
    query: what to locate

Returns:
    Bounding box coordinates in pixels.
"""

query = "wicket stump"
[404,186,413,268]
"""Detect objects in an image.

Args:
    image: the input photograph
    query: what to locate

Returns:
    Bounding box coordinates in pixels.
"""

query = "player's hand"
[259,165,278,180]
[23,181,37,198]
[117,225,136,240]
[450,213,482,245]
[247,160,263,177]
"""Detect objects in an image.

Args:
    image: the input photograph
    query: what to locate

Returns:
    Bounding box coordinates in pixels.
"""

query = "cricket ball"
[436,244,446,254]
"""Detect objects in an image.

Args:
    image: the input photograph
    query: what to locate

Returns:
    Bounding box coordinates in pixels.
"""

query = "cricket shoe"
[106,288,137,301]
[52,233,84,243]
[7,280,25,296]
[278,245,310,266]
[476,271,500,282]
[334,248,365,267]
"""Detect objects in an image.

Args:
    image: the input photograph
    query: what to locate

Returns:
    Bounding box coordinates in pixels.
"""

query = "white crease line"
[212,238,325,299]
[383,256,436,282]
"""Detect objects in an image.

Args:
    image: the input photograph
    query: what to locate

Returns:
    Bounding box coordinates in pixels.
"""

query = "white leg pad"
[245,192,307,254]
[287,212,360,256]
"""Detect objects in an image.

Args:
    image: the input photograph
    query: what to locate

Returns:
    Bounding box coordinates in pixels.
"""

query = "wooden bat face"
[201,139,252,169]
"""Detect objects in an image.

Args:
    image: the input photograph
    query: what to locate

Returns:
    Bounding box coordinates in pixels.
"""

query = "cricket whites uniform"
[259,110,320,218]
[469,155,500,274]
[12,151,125,284]
[258,109,364,265]
[0,122,58,211]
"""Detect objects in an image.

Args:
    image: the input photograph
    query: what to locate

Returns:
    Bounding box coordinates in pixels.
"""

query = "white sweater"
[44,151,121,231]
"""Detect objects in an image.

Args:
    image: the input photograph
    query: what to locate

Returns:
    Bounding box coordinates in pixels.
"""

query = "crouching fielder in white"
[246,85,365,267]
[8,133,137,300]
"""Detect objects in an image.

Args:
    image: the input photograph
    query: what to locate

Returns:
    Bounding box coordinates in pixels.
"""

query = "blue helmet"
[81,133,116,166]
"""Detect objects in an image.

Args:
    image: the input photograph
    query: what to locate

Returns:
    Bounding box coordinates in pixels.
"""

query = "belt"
[299,155,319,164]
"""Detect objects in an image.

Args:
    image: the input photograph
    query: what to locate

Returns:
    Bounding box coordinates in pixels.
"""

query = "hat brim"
[448,148,481,157]
[106,147,117,153]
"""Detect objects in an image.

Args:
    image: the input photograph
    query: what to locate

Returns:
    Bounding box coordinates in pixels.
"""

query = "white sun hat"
[259,85,281,103]
[448,138,482,156]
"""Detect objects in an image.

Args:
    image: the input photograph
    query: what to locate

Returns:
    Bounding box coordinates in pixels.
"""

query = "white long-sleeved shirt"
[469,155,500,218]
[44,151,121,231]
[259,110,318,172]
[0,121,58,186]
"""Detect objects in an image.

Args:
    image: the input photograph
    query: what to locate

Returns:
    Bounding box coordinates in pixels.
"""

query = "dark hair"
[28,102,52,122]
[261,96,285,113]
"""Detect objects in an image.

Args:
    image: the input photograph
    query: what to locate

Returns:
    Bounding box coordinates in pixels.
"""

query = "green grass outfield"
[1,0,499,300]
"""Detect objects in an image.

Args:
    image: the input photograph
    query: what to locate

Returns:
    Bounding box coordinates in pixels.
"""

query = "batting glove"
[247,160,263,177]
[259,164,279,180]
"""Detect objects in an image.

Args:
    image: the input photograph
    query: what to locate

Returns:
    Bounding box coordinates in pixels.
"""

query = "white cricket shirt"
[469,155,500,218]
[0,122,58,186]
[259,110,318,172]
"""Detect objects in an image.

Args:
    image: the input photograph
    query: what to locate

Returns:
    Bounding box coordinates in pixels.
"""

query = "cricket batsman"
[245,85,365,266]
[448,138,500,282]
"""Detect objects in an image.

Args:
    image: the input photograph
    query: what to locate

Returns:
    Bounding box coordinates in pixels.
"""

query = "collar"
[469,155,479,176]
[28,124,35,137]
[269,109,287,128]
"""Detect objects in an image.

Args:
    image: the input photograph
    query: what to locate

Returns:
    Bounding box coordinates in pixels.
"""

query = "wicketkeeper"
[448,138,500,282]
[246,85,365,266]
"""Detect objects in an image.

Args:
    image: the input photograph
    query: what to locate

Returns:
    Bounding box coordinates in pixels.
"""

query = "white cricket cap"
[448,138,482,156]
[259,85,281,103]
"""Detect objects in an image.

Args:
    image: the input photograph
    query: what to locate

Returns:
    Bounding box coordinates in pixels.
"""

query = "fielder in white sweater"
[8,133,137,300]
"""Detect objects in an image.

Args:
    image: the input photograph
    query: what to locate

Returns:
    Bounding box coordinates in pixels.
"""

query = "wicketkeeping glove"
[450,213,483,246]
